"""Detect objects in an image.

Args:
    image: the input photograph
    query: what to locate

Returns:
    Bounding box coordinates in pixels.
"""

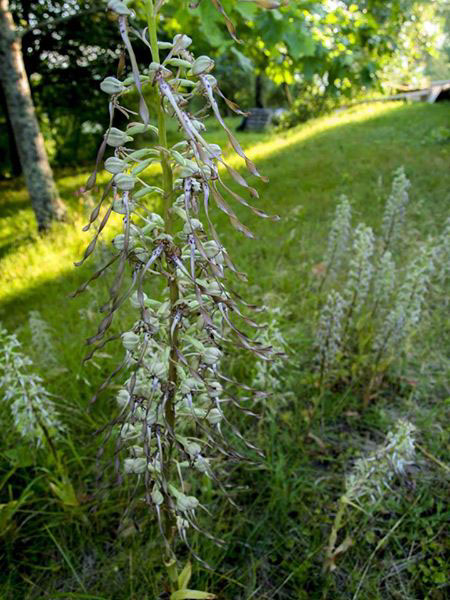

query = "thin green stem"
[146,0,174,231]
[146,1,178,583]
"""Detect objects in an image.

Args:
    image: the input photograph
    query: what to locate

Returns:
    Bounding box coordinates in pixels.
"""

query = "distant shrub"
[276,87,337,130]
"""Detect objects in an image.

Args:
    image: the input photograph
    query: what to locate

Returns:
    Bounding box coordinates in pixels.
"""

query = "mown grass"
[0,101,449,599]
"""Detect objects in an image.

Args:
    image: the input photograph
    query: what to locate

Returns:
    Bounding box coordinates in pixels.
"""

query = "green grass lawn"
[0,101,449,599]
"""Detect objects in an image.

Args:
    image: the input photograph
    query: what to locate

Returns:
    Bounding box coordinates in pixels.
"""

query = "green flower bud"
[207,408,223,425]
[133,186,164,200]
[148,361,166,378]
[206,281,223,295]
[180,377,203,396]
[183,218,203,234]
[133,381,151,399]
[173,33,192,50]
[203,240,220,257]
[106,127,133,147]
[172,206,188,221]
[112,233,136,251]
[124,457,147,474]
[151,486,164,505]
[149,62,172,78]
[127,148,158,160]
[179,163,200,178]
[122,331,140,350]
[181,438,201,458]
[126,123,158,136]
[114,173,136,191]
[107,0,132,15]
[166,58,192,69]
[191,55,215,76]
[130,290,149,309]
[100,76,124,95]
[157,41,173,49]
[176,493,199,512]
[201,165,212,178]
[120,423,139,440]
[112,197,135,214]
[146,213,165,229]
[123,74,149,85]
[203,347,222,365]
[208,381,223,397]
[105,156,127,174]
[169,78,197,88]
[171,149,187,166]
[133,247,150,263]
[116,389,130,408]
[191,119,206,132]
[194,455,209,473]
[207,144,222,158]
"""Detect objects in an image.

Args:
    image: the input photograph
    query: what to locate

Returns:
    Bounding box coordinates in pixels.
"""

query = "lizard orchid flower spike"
[72,0,281,588]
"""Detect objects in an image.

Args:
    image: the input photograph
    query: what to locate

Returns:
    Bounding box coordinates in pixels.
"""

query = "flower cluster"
[74,0,277,558]
[344,223,375,315]
[381,166,410,250]
[28,310,59,368]
[323,194,352,277]
[0,324,63,446]
[372,249,396,310]
[314,168,449,392]
[374,242,435,356]
[381,167,411,250]
[431,215,450,284]
[252,306,287,397]
[345,419,416,504]
[315,290,346,376]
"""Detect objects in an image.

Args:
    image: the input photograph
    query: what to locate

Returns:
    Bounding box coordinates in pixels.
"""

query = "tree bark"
[0,80,21,176]
[255,74,264,108]
[0,0,66,231]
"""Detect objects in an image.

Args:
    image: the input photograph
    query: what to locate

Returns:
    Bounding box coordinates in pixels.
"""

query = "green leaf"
[49,478,79,507]
[177,561,192,590]
[235,3,258,19]
[285,30,316,59]
[230,47,253,73]
[170,590,215,600]
[197,2,227,48]
[3,446,33,468]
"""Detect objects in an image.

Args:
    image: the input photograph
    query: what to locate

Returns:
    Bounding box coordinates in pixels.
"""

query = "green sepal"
[127,148,158,160]
[131,158,154,176]
[133,186,164,199]
[126,123,159,136]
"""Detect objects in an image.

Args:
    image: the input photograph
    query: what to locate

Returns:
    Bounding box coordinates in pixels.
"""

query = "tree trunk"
[255,74,264,108]
[0,0,66,231]
[0,80,22,176]
[283,81,293,107]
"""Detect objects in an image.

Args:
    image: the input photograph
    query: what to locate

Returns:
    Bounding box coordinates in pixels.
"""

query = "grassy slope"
[0,102,449,599]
